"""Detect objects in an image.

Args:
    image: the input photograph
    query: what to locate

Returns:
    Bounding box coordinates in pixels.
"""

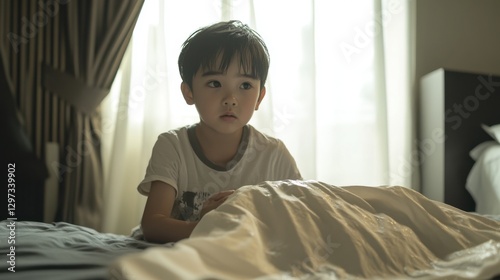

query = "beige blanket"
[110,180,500,279]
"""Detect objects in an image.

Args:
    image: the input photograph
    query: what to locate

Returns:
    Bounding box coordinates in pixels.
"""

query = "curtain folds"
[1,0,144,230]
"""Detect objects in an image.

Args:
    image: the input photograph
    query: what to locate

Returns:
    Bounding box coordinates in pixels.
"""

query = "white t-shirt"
[138,124,302,221]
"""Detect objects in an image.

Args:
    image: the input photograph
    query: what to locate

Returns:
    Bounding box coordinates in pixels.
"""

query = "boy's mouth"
[220,112,237,120]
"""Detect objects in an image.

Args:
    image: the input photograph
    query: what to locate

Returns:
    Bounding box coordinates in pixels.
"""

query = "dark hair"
[178,20,270,90]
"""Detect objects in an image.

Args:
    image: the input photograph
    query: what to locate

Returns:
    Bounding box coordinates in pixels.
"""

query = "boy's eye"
[240,82,253,90]
[207,81,221,88]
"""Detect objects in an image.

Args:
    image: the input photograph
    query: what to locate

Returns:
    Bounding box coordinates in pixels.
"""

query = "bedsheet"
[111,180,500,280]
[0,220,168,280]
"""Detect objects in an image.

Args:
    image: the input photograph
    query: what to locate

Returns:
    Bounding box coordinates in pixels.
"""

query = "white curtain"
[101,0,417,235]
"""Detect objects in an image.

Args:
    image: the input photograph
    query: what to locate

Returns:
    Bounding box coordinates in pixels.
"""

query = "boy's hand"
[200,190,235,218]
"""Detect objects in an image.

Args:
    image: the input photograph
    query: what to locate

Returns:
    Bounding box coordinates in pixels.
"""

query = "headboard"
[420,68,500,211]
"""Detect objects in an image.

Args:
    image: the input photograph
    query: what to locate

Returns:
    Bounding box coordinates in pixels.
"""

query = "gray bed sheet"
[0,220,170,280]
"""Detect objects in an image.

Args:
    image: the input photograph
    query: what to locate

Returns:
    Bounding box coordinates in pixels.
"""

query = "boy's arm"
[141,181,198,243]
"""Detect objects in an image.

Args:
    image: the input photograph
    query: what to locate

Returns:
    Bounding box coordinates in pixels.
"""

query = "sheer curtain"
[101,0,417,234]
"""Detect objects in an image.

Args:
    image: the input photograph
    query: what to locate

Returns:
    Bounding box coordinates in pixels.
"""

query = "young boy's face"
[181,54,266,136]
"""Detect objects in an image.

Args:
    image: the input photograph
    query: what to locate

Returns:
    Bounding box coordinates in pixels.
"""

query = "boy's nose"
[222,95,237,106]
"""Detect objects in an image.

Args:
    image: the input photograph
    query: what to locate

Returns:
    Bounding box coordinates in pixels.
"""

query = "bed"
[0,220,172,279]
[2,180,500,280]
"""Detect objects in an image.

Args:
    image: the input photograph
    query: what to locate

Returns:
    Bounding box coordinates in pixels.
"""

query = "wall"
[416,0,500,80]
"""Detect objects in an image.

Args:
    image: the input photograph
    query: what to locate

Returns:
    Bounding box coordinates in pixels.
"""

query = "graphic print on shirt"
[173,191,211,221]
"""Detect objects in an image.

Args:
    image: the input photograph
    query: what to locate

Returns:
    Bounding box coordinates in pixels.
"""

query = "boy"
[138,20,302,243]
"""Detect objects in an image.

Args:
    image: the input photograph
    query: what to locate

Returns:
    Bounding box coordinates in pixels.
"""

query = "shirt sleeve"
[137,133,181,197]
[273,139,303,180]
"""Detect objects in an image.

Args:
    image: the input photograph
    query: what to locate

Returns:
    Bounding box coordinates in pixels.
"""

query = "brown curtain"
[0,0,144,230]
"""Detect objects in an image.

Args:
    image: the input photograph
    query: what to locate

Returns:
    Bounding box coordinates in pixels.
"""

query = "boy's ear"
[255,86,266,110]
[181,82,195,105]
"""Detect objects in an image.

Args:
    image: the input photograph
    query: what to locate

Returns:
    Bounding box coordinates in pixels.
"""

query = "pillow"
[470,141,498,161]
[481,123,500,143]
